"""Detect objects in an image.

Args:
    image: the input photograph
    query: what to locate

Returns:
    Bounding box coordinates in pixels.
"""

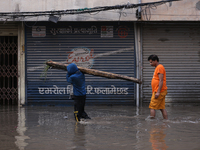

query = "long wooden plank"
[46,60,142,84]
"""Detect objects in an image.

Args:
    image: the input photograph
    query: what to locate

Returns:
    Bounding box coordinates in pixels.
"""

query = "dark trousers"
[73,95,88,121]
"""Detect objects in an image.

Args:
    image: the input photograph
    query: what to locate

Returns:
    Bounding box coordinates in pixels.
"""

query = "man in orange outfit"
[148,55,168,119]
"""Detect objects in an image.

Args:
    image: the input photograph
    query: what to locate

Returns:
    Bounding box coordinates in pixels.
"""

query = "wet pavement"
[1,105,200,150]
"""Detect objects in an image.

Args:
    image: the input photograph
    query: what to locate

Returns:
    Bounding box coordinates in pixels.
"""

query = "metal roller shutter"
[142,23,200,103]
[26,21,136,105]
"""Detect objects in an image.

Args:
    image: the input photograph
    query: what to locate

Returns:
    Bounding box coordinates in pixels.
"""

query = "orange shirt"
[151,64,167,93]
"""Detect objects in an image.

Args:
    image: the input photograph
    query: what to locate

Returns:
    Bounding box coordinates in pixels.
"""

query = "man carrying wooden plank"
[66,63,91,122]
[46,60,142,84]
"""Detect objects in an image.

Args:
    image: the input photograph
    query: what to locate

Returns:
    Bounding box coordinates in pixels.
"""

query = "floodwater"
[1,105,200,150]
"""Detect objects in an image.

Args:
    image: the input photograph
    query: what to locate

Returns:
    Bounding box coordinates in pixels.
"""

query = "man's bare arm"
[155,73,163,99]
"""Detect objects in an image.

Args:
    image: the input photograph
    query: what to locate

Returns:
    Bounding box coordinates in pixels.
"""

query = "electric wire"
[0,0,181,20]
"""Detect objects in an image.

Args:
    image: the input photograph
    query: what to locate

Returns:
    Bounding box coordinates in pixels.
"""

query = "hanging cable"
[0,0,181,20]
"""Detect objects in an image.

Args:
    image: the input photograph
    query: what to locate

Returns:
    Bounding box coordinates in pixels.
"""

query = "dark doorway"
[0,36,18,105]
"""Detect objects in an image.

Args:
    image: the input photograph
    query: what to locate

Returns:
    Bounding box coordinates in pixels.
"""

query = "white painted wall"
[18,23,26,106]
[0,0,138,21]
[141,0,200,21]
[0,0,199,21]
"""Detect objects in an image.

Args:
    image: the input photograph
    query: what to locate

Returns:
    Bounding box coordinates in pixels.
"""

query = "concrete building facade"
[0,0,199,106]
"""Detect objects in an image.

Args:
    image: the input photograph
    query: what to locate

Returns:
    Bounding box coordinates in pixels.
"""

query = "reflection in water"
[1,106,200,150]
[149,123,168,150]
[0,106,19,150]
[15,107,30,150]
[73,122,86,150]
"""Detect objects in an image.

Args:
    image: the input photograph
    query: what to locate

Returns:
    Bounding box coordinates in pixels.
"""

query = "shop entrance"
[0,36,18,105]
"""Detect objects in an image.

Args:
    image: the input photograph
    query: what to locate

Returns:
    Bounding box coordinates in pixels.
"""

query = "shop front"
[142,23,200,104]
[25,21,136,105]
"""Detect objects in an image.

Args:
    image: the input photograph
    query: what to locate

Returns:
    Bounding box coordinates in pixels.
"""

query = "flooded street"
[1,105,200,150]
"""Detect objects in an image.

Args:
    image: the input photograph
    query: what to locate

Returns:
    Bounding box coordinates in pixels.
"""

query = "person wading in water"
[148,55,168,119]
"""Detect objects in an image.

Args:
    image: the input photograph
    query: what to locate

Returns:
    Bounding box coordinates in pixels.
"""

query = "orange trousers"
[149,90,167,110]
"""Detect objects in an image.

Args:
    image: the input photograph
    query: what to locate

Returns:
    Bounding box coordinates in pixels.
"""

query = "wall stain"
[15,4,20,12]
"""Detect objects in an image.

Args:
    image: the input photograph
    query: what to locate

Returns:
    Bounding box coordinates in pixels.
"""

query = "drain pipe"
[135,23,142,107]
[139,24,143,107]
[134,23,139,107]
[135,0,142,107]
[138,0,141,19]
[138,0,141,12]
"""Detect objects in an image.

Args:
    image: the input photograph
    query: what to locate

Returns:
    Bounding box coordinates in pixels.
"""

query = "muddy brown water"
[0,105,200,150]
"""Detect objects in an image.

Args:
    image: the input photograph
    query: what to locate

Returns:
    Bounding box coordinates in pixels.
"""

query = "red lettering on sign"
[67,51,73,59]
[101,26,106,31]
[118,28,128,38]
[67,49,95,63]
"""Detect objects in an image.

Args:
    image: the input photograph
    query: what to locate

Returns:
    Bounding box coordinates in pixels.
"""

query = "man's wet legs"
[150,109,168,119]
[160,109,168,119]
[81,96,91,119]
[150,109,156,119]
[74,99,81,122]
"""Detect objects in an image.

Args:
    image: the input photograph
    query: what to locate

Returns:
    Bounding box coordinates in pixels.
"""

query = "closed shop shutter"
[26,21,135,105]
[142,23,200,103]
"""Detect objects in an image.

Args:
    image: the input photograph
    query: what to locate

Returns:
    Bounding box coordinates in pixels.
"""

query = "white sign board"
[32,26,46,37]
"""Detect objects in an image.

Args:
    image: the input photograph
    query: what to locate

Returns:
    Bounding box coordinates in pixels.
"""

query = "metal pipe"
[140,24,143,107]
[138,0,142,20]
[138,0,141,12]
[134,22,140,107]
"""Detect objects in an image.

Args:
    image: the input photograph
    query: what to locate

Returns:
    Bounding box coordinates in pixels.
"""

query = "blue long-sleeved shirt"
[66,63,86,96]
